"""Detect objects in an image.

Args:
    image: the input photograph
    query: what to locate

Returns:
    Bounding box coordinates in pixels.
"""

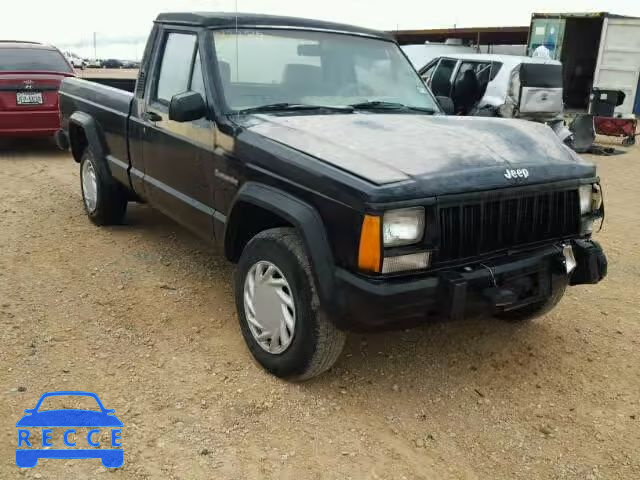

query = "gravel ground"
[0,136,639,479]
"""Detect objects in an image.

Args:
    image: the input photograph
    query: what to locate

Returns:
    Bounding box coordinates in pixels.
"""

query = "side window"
[453,62,493,96]
[155,33,197,103]
[454,62,491,82]
[190,51,206,100]
[420,61,439,85]
[451,61,490,114]
[430,59,457,97]
[488,62,502,81]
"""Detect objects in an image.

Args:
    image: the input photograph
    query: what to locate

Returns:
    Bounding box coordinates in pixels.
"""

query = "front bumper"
[330,240,606,331]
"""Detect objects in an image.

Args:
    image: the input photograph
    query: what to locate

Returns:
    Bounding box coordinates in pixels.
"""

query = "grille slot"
[437,189,580,263]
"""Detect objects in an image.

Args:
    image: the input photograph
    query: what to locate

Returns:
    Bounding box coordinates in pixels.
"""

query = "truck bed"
[59,77,134,189]
[60,77,133,113]
[83,77,137,93]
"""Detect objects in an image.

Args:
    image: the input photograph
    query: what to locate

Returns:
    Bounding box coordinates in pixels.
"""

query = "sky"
[1,0,639,59]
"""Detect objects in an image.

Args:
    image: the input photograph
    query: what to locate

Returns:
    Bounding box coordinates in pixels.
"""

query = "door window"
[430,59,457,97]
[454,62,492,91]
[420,60,439,85]
[451,61,492,114]
[155,33,197,103]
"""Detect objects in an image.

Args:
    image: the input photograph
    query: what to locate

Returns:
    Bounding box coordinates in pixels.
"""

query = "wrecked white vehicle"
[419,53,573,144]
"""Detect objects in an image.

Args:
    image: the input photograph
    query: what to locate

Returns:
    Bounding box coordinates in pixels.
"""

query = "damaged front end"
[494,62,574,146]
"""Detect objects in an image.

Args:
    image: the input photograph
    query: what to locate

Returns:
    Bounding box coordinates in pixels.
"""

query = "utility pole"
[93,32,97,59]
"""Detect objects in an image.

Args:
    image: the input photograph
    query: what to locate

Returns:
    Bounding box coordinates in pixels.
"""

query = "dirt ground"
[0,136,639,480]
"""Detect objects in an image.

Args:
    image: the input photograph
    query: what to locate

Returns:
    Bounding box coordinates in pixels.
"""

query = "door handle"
[142,111,162,122]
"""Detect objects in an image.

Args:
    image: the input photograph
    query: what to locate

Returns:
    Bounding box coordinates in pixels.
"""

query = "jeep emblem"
[504,168,529,180]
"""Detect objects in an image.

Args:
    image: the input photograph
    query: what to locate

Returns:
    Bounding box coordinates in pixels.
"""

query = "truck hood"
[245,114,595,194]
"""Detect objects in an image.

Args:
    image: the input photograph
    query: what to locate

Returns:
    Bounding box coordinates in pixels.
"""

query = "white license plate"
[16,91,43,105]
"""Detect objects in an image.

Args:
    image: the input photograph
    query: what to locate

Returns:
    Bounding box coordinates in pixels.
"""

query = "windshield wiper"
[236,103,354,114]
[349,101,436,114]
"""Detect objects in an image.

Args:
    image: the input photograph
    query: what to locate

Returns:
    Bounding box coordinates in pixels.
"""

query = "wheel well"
[225,202,293,262]
[69,123,88,162]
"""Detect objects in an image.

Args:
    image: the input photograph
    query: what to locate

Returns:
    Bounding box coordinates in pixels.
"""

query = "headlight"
[579,184,603,214]
[383,207,425,247]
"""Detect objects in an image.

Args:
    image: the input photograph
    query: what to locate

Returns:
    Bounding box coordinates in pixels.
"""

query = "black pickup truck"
[57,12,607,380]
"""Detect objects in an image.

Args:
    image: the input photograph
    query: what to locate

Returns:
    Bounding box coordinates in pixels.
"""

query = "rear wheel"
[80,150,127,226]
[495,274,568,322]
[234,228,346,381]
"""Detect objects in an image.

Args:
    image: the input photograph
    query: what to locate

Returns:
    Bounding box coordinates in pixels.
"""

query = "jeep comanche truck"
[56,13,607,380]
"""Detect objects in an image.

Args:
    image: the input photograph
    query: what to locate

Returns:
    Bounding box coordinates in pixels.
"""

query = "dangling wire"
[480,263,497,288]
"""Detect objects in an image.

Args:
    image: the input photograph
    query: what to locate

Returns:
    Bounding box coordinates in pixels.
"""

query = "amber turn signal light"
[358,214,382,273]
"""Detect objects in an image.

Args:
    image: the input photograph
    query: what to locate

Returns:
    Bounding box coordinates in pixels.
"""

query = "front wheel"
[234,228,346,381]
[495,274,568,323]
[80,150,127,226]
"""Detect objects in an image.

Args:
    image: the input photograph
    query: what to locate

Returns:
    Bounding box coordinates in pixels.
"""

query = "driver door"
[141,29,217,240]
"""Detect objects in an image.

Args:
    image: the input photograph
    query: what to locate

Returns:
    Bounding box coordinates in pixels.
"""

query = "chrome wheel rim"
[243,261,296,354]
[81,160,98,213]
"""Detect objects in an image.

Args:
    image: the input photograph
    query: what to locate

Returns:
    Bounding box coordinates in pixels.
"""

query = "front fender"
[225,182,338,314]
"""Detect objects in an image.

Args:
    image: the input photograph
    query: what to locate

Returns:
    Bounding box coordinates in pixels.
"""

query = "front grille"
[437,189,580,263]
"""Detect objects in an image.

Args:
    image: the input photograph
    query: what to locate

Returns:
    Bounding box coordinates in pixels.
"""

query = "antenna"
[235,0,239,82]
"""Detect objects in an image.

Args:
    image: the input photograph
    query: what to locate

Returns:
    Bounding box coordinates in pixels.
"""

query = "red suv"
[0,41,74,138]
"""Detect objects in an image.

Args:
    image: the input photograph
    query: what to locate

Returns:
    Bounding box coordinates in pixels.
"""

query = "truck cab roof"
[154,12,393,41]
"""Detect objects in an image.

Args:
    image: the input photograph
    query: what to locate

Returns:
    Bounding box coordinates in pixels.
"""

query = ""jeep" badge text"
[504,168,529,180]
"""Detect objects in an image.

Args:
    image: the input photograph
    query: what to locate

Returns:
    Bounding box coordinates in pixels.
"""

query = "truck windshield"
[0,48,72,73]
[212,29,439,113]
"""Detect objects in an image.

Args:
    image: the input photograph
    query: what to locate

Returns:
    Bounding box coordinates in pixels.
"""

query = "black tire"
[80,149,127,226]
[495,274,568,323]
[234,228,346,381]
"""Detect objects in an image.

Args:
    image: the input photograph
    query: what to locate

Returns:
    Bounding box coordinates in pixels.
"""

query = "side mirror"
[436,96,455,115]
[169,91,206,122]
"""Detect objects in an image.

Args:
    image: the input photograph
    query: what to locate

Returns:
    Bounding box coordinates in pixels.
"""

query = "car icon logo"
[23,80,34,90]
[15,391,123,469]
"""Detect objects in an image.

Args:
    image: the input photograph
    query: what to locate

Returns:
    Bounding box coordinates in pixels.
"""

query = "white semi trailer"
[528,12,640,116]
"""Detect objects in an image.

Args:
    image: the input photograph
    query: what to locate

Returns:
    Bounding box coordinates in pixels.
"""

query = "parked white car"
[64,52,86,70]
[420,54,563,118]
[402,43,476,71]
[86,59,103,68]
[419,53,573,145]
